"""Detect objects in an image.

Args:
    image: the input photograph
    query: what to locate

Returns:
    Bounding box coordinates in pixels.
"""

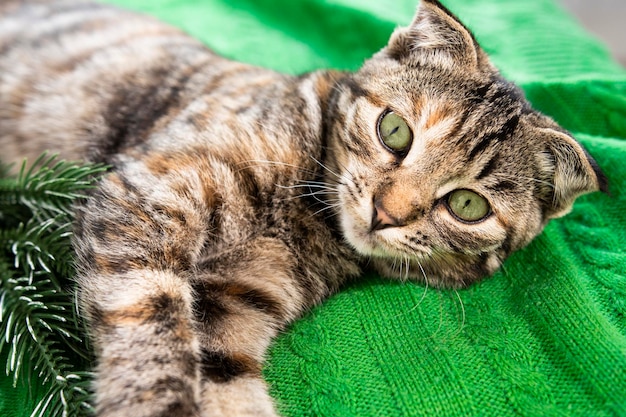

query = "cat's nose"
[370,199,402,232]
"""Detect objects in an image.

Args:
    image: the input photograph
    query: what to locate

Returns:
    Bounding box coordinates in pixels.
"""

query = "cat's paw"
[201,376,280,417]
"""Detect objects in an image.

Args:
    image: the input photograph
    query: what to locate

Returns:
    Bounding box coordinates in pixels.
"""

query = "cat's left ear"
[384,0,483,69]
[540,129,608,219]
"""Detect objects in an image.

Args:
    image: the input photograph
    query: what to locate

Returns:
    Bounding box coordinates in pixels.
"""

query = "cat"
[0,0,607,416]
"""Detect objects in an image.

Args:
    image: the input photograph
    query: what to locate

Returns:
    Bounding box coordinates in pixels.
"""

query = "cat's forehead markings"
[412,94,427,118]
[355,92,385,110]
[403,101,461,165]
[422,102,454,130]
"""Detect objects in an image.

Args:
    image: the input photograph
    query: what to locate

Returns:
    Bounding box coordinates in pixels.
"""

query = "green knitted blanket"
[2,0,625,415]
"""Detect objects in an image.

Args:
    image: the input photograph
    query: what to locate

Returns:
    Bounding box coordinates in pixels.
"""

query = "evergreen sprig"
[0,155,107,417]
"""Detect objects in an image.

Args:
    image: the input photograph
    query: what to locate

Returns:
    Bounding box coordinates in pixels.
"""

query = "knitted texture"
[1,0,625,416]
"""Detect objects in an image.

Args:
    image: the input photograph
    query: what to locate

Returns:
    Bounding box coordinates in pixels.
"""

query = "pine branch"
[1,154,107,224]
[4,218,73,286]
[1,155,107,416]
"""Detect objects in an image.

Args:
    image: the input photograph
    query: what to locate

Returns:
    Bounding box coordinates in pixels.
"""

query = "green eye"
[377,111,412,154]
[446,189,491,222]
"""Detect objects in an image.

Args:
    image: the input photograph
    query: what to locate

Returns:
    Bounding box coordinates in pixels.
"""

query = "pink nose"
[370,200,401,232]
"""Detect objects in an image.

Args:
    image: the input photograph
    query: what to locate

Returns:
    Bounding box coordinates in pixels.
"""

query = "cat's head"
[324,0,607,288]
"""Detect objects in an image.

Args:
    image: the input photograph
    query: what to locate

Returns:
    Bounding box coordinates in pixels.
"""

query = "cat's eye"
[377,111,412,155]
[446,189,491,223]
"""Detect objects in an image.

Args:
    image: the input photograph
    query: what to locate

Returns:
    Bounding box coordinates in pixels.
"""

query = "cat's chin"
[341,219,501,288]
[339,215,449,287]
[340,213,418,259]
[369,255,499,290]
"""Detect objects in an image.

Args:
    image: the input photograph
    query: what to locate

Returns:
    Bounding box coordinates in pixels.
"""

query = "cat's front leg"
[86,269,202,417]
[191,237,308,417]
[73,167,215,417]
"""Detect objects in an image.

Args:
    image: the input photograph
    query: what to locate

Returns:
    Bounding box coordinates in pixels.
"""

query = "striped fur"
[0,0,606,416]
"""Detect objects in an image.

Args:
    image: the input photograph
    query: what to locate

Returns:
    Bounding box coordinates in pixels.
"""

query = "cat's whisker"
[417,261,429,290]
[309,202,341,218]
[406,260,430,314]
[328,157,358,188]
[428,290,446,340]
[390,256,399,277]
[403,256,410,281]
[237,159,318,176]
[277,180,330,187]
[274,179,342,206]
[499,261,509,276]
[320,211,341,223]
[311,187,340,204]
[395,257,401,278]
[285,189,337,197]
[286,192,340,204]
[399,258,430,318]
[451,289,466,338]
[396,255,406,281]
[309,155,356,188]
[310,155,341,179]
[276,183,338,192]
[292,192,338,203]
[302,180,341,188]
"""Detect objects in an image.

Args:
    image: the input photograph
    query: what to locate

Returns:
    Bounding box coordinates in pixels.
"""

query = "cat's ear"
[540,129,608,219]
[385,0,481,69]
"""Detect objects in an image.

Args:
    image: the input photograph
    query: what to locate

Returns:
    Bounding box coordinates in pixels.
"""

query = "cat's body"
[0,0,606,416]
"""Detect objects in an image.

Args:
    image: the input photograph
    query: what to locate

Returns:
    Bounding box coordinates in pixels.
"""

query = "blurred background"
[560,0,625,66]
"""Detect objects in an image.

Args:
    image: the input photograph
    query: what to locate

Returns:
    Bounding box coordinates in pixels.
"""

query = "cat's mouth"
[340,206,431,261]
[339,205,498,288]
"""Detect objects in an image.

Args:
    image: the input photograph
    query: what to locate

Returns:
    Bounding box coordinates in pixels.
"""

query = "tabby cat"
[0,0,607,415]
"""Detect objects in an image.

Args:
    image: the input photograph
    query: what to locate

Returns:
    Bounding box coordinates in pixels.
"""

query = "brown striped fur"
[0,0,606,416]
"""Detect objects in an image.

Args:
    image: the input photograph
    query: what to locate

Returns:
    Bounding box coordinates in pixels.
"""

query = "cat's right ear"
[539,128,609,219]
[384,0,482,69]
